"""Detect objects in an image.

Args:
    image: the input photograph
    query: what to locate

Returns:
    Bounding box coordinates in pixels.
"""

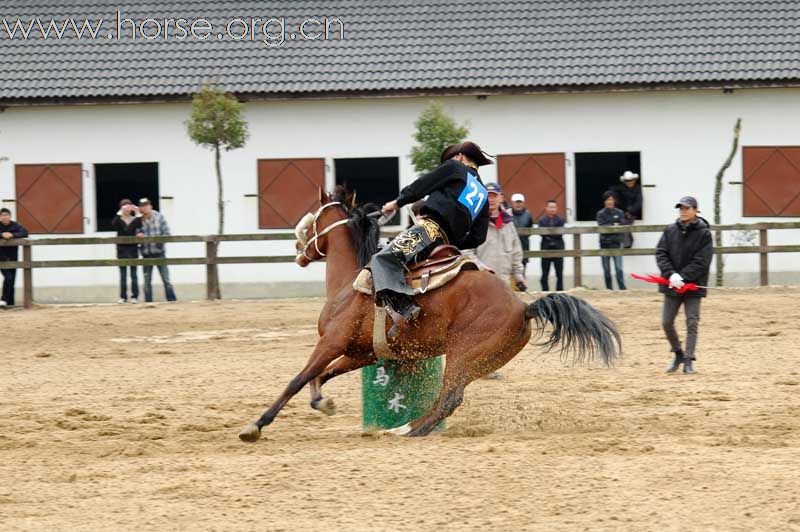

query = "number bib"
[458,172,488,220]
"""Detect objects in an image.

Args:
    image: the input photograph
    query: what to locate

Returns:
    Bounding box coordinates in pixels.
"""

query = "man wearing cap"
[473,183,526,292]
[610,171,643,247]
[510,193,534,276]
[136,198,177,302]
[373,141,492,337]
[656,196,713,374]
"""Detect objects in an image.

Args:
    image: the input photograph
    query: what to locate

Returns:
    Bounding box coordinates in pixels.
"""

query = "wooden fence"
[1,222,799,309]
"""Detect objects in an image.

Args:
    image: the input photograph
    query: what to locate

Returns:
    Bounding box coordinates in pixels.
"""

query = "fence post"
[205,240,218,300]
[759,228,768,286]
[22,243,33,309]
[573,233,582,288]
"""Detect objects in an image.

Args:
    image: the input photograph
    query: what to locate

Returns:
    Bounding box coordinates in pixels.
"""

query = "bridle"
[295,201,351,262]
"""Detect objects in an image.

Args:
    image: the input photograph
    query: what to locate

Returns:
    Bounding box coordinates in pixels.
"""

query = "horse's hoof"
[313,397,337,416]
[238,423,261,443]
[384,422,413,436]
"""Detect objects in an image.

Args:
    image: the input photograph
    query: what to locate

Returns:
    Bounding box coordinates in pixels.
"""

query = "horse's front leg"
[309,354,377,416]
[238,335,347,442]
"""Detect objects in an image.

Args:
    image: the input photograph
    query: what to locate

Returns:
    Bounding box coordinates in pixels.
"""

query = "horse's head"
[294,187,356,267]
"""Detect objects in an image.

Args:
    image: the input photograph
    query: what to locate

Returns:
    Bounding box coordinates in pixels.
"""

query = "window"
[497,153,566,220]
[15,163,84,234]
[574,152,641,221]
[95,162,159,232]
[743,147,800,217]
[335,157,400,224]
[258,158,325,229]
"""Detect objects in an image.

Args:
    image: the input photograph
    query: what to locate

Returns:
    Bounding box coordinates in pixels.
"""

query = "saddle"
[406,245,463,288]
[357,245,491,360]
[353,245,489,296]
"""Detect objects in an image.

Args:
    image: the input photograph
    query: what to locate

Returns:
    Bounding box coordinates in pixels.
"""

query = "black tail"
[525,293,621,366]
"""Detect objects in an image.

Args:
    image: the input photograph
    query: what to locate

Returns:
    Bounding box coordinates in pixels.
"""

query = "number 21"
[464,183,485,214]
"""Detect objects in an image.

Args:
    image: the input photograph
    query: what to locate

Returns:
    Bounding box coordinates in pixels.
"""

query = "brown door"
[743,146,800,216]
[258,158,325,229]
[15,163,84,234]
[497,153,566,219]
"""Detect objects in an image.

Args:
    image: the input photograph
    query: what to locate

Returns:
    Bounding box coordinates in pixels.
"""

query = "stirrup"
[386,304,421,339]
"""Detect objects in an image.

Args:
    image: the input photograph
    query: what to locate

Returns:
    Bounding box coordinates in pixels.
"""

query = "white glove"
[669,273,684,289]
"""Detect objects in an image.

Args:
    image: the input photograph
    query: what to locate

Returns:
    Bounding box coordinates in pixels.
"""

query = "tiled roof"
[2,0,799,102]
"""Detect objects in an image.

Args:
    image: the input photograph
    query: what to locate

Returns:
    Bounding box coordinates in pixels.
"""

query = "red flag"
[630,273,700,294]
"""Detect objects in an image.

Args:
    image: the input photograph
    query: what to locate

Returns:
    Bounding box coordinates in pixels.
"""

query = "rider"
[370,141,493,337]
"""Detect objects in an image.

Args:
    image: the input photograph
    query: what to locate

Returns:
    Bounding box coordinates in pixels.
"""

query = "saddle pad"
[353,257,487,296]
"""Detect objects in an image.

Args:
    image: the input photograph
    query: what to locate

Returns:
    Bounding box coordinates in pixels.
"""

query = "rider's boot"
[384,292,421,339]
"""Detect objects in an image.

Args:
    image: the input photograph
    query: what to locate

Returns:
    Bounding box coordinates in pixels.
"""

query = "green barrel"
[361,356,444,431]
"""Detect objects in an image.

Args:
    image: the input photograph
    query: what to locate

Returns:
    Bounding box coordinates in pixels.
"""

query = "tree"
[713,118,742,287]
[186,85,249,299]
[410,101,469,173]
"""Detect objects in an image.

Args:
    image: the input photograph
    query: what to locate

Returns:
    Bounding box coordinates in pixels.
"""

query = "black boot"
[383,292,421,339]
[683,357,696,374]
[665,350,684,373]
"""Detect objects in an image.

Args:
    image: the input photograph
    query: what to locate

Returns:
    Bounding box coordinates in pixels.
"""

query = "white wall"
[1,87,799,295]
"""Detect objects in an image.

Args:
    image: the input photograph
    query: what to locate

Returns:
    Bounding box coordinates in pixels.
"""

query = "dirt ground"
[2,288,799,531]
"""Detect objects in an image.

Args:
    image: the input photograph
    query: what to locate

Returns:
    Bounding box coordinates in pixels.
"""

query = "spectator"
[610,170,643,248]
[510,193,534,276]
[537,200,565,291]
[596,192,627,290]
[0,208,29,307]
[111,199,143,304]
[656,196,713,375]
[473,183,526,292]
[136,198,177,302]
[474,183,525,381]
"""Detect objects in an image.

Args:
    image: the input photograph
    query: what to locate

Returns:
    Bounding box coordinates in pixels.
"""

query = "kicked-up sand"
[1,288,799,531]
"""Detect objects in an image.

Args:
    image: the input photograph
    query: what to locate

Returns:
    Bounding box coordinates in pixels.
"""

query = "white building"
[2,1,799,301]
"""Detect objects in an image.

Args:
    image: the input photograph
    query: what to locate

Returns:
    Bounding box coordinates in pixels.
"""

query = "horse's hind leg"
[239,337,344,442]
[309,355,376,416]
[385,352,469,437]
[391,321,531,437]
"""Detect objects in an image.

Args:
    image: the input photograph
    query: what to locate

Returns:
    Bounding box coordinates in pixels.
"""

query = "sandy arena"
[2,288,800,531]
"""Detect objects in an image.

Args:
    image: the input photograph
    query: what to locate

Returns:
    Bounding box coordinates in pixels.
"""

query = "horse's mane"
[331,185,381,268]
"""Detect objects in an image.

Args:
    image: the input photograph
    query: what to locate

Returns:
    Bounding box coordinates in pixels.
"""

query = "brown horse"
[239,188,621,441]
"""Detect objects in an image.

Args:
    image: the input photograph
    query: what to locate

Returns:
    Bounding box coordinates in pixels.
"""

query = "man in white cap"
[609,170,643,247]
[510,193,533,276]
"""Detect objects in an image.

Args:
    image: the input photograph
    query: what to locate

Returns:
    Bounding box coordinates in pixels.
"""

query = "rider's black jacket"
[396,159,490,249]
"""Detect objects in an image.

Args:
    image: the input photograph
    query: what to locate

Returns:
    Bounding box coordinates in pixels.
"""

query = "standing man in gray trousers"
[656,196,713,374]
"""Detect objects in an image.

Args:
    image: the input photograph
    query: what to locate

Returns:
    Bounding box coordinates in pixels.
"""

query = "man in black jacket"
[372,141,492,337]
[0,208,29,307]
[610,171,643,248]
[596,192,627,290]
[111,199,143,303]
[655,196,713,374]
[511,193,533,276]
[537,200,565,291]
